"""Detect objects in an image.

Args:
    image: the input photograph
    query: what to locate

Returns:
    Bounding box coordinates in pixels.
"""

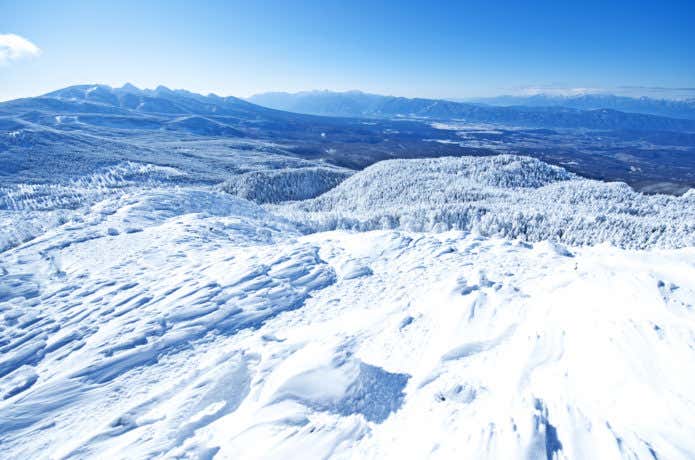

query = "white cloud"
[0,33,41,64]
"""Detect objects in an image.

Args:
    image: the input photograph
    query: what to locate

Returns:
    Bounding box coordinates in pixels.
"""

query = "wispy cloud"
[0,34,41,65]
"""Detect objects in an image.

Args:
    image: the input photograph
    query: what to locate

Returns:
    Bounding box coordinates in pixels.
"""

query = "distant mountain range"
[468,94,695,120]
[249,90,695,130]
[2,84,694,134]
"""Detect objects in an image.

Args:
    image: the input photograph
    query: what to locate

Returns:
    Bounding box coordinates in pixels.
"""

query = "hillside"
[274,155,695,249]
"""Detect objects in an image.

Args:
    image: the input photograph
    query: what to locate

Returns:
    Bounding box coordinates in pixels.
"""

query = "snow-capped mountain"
[469,94,695,120]
[40,83,261,117]
[248,90,695,131]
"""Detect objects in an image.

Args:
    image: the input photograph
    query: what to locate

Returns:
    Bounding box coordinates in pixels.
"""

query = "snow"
[1,155,694,459]
[220,167,352,204]
[273,155,695,249]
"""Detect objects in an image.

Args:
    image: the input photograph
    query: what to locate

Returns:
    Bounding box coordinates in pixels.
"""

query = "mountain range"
[3,84,695,136]
[468,93,695,120]
[3,84,695,194]
[249,90,695,130]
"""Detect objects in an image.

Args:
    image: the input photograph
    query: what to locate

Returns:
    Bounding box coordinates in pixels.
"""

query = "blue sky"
[1,0,694,101]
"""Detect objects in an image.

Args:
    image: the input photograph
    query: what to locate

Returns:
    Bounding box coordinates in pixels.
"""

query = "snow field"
[1,185,694,459]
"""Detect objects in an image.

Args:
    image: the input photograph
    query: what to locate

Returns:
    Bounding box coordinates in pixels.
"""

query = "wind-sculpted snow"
[273,155,695,249]
[1,154,694,459]
[0,189,336,452]
[1,206,694,458]
[220,166,352,203]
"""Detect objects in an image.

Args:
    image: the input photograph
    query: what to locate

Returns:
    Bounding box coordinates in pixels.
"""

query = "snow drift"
[1,189,693,458]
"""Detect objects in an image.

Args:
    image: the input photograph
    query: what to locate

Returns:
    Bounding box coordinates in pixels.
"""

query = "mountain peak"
[120,82,140,92]
[154,85,174,94]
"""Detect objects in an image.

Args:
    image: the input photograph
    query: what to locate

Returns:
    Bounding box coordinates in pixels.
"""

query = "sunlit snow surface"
[1,157,695,459]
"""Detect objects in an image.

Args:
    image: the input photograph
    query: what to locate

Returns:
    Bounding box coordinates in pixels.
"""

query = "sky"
[1,0,694,101]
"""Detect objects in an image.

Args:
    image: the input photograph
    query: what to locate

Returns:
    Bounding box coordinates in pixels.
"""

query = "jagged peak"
[120,82,140,92]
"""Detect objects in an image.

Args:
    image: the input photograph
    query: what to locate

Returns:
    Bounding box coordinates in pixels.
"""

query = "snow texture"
[1,154,694,459]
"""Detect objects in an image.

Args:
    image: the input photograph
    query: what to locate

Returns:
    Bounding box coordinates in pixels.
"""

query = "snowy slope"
[220,167,353,204]
[1,155,695,459]
[274,155,695,249]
